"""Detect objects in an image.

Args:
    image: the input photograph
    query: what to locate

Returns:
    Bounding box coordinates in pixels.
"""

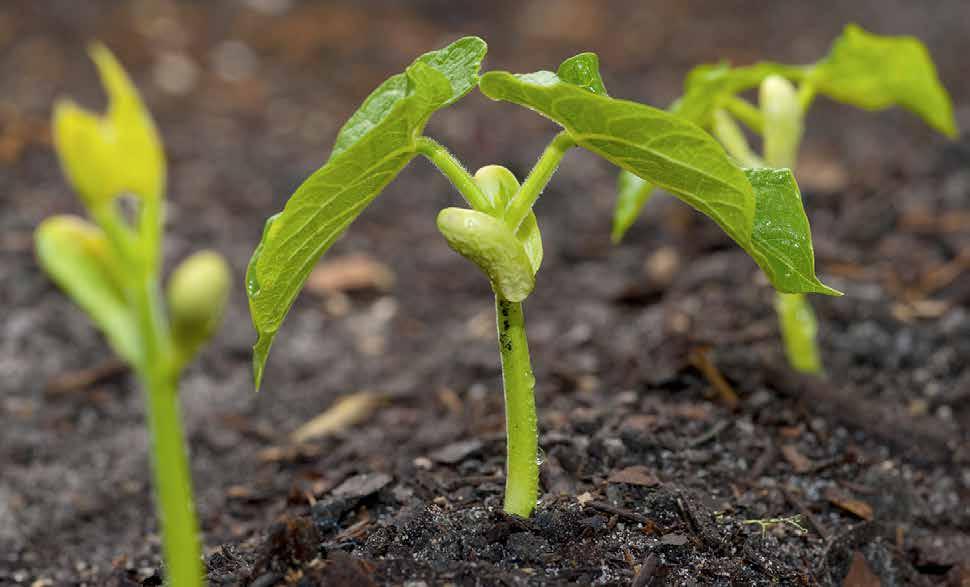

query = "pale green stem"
[724,96,764,134]
[796,80,817,114]
[505,131,575,231]
[761,80,823,375]
[416,137,493,214]
[774,291,822,374]
[496,297,538,517]
[712,109,765,168]
[133,272,204,586]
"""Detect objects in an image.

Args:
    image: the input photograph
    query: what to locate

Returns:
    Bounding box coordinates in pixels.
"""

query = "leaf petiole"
[504,131,575,231]
[724,96,765,134]
[416,137,493,214]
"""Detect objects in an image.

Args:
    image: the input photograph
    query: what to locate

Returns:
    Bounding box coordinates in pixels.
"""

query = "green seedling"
[37,46,229,586]
[613,24,957,374]
[247,38,837,518]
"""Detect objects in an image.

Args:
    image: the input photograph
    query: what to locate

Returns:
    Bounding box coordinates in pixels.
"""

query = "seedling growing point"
[613,24,956,373]
[37,45,229,587]
[247,38,836,518]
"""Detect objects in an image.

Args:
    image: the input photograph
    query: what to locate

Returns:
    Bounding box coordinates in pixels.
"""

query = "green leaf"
[53,44,166,210]
[480,69,757,250]
[812,24,957,137]
[744,168,840,296]
[611,171,654,243]
[35,215,140,364]
[331,37,487,158]
[247,38,487,389]
[556,53,608,96]
[436,208,536,302]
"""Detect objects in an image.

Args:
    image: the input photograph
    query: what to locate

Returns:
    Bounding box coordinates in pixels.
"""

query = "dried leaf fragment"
[825,487,874,521]
[780,444,813,473]
[608,466,661,487]
[306,254,395,294]
[290,391,381,443]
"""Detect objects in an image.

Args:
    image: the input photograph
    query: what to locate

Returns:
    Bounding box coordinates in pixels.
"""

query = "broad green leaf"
[812,25,956,137]
[556,53,608,96]
[53,44,165,210]
[612,62,799,241]
[473,165,542,273]
[35,216,140,364]
[744,168,840,296]
[479,69,757,249]
[436,208,535,302]
[611,171,654,243]
[247,38,487,389]
[331,37,487,158]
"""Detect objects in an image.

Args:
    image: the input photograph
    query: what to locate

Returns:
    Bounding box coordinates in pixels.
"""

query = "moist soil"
[1,1,969,586]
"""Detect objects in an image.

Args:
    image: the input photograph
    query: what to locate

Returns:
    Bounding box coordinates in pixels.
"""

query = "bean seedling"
[246,38,838,517]
[37,46,230,586]
[612,24,957,373]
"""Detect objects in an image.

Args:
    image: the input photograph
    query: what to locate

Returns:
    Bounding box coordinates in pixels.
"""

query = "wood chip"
[429,440,483,465]
[608,465,661,487]
[306,254,394,294]
[780,444,813,474]
[331,472,392,500]
[290,391,381,443]
[660,533,688,546]
[825,487,874,521]
[843,552,880,587]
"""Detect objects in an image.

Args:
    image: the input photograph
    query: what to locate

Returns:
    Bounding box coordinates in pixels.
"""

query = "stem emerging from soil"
[134,274,203,587]
[760,76,823,375]
[495,297,539,517]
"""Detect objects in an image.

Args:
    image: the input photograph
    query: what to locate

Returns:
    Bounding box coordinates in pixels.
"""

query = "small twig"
[686,420,730,448]
[586,501,660,529]
[675,495,701,538]
[689,346,739,409]
[631,553,659,587]
[747,441,777,482]
[46,358,128,393]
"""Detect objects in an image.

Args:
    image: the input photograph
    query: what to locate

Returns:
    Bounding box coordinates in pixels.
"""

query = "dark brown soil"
[1,1,968,586]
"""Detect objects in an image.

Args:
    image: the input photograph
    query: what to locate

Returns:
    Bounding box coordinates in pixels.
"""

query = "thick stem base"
[495,297,539,517]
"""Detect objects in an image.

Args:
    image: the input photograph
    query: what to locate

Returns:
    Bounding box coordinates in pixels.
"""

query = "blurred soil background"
[1,1,968,585]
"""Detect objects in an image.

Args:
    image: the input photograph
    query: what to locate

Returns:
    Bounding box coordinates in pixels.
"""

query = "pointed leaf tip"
[557,52,608,96]
[744,168,840,296]
[813,24,958,138]
[247,37,487,384]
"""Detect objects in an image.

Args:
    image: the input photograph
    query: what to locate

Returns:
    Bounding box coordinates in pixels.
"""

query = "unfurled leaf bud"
[53,44,165,211]
[436,208,535,302]
[167,250,230,359]
[35,215,139,364]
[473,165,520,211]
[473,165,544,275]
[759,75,803,169]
